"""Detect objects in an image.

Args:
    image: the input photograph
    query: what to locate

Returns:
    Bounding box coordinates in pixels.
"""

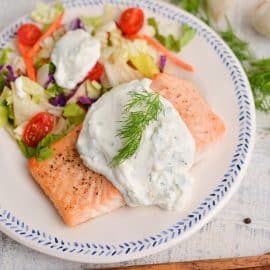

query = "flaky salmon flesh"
[29,126,125,226]
[28,74,225,226]
[151,73,225,149]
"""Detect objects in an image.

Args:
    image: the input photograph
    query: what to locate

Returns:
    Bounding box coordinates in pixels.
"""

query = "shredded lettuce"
[17,140,36,159]
[13,121,27,140]
[128,39,159,63]
[67,80,102,104]
[148,17,196,52]
[148,17,180,51]
[101,60,143,88]
[14,76,47,110]
[18,76,46,100]
[86,80,102,99]
[9,55,26,74]
[36,147,54,161]
[38,133,63,149]
[35,133,63,161]
[52,117,71,135]
[0,86,14,127]
[180,24,197,47]
[0,104,8,128]
[0,74,5,92]
[12,92,44,126]
[7,103,15,124]
[81,16,103,28]
[63,103,86,124]
[31,0,64,25]
[0,86,12,104]
[17,133,63,161]
[98,27,159,71]
[0,48,13,65]
[80,4,116,28]
[12,77,62,125]
[52,26,66,41]
[45,84,63,98]
[129,54,159,78]
[38,36,55,59]
[54,1,64,14]
[37,63,50,87]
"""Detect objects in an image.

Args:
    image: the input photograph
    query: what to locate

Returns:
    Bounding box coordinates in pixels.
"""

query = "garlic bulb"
[251,0,270,37]
[207,0,235,21]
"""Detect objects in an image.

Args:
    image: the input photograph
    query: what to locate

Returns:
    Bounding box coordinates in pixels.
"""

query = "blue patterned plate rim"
[0,0,256,264]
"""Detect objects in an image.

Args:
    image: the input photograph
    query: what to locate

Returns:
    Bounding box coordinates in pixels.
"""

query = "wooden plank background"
[0,0,270,269]
[103,254,270,270]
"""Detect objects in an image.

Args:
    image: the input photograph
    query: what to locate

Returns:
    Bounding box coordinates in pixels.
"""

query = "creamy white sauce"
[51,29,101,90]
[77,79,195,210]
[15,76,27,98]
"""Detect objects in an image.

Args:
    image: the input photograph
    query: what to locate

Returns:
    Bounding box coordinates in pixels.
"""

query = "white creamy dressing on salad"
[77,79,195,210]
[15,77,27,98]
[51,29,101,89]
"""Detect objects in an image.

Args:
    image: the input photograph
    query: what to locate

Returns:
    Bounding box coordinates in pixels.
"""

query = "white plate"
[0,0,256,264]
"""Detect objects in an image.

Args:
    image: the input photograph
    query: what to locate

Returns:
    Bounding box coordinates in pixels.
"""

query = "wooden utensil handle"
[102,254,270,270]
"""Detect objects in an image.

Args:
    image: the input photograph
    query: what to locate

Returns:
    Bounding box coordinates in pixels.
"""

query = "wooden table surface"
[1,0,270,269]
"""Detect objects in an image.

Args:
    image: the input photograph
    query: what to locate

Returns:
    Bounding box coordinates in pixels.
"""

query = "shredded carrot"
[18,12,64,81]
[24,55,36,81]
[17,42,28,56]
[126,34,194,72]
[27,12,64,59]
[17,41,36,81]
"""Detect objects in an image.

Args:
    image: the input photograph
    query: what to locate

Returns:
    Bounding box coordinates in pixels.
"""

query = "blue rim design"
[0,0,255,259]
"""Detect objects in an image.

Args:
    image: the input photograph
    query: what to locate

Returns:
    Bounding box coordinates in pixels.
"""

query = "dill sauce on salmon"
[77,79,195,210]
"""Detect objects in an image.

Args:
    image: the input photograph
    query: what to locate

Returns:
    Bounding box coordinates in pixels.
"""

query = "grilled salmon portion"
[28,126,125,227]
[151,73,225,149]
[28,74,225,226]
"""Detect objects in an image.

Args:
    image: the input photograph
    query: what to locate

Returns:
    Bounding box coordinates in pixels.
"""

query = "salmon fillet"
[28,126,125,227]
[151,73,225,149]
[28,74,225,226]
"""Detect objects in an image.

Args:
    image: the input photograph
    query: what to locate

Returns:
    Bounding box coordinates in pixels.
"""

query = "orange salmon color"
[28,126,125,226]
[151,73,225,149]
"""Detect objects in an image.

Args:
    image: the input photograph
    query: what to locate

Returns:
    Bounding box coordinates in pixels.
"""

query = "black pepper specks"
[243,218,252,224]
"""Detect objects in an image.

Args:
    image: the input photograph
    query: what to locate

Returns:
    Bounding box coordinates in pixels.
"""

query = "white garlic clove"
[251,0,270,38]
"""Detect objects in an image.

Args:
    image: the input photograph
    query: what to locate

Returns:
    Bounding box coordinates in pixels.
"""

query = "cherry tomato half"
[87,62,104,81]
[17,24,42,46]
[118,8,144,35]
[23,112,55,147]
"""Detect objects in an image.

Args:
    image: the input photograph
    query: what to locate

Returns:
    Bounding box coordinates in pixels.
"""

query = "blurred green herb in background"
[171,0,201,14]
[171,0,270,112]
[219,20,254,63]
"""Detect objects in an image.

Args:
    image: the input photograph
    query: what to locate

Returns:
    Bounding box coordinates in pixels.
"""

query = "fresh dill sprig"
[247,59,270,112]
[219,20,254,64]
[218,21,270,111]
[111,90,163,167]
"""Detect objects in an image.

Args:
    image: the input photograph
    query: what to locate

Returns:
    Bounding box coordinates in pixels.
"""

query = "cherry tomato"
[23,112,55,147]
[87,62,104,81]
[17,24,42,46]
[118,8,144,35]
